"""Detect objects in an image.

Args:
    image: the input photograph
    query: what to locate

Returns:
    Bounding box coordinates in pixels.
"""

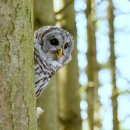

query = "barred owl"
[34,26,74,97]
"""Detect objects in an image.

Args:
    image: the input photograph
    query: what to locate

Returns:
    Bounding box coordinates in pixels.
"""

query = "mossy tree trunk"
[108,0,119,130]
[56,1,82,130]
[0,0,37,130]
[34,0,57,130]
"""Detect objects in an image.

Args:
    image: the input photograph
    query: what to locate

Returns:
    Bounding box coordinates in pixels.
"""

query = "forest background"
[0,0,130,130]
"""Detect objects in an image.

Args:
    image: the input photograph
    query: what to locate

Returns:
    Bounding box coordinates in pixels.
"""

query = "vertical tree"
[0,0,37,130]
[108,0,119,130]
[86,0,100,129]
[56,1,82,130]
[34,0,58,130]
[34,0,56,29]
[37,78,58,130]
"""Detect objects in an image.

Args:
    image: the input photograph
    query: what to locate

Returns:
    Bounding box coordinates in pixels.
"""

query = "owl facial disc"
[34,26,74,69]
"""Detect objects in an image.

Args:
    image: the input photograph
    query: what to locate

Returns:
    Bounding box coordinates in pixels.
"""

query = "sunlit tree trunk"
[86,0,100,129]
[34,0,57,130]
[0,0,37,130]
[108,0,119,130]
[56,1,82,130]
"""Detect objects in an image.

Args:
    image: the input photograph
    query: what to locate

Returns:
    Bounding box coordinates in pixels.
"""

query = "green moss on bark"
[0,1,37,130]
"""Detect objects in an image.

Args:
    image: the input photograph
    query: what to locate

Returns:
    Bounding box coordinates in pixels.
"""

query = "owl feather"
[34,26,74,97]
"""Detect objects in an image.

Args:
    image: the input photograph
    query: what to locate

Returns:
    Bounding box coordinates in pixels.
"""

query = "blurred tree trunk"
[0,1,37,130]
[56,1,82,130]
[34,1,57,130]
[34,0,56,29]
[86,0,100,129]
[108,0,119,130]
[37,78,58,130]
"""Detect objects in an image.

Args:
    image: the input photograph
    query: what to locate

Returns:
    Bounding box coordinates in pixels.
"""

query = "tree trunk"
[0,1,37,130]
[56,1,82,130]
[34,0,56,29]
[37,77,58,130]
[108,0,119,130]
[86,0,100,129]
[34,1,57,130]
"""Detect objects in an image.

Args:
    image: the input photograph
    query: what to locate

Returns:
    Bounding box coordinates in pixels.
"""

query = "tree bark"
[34,0,57,130]
[86,0,100,129]
[108,0,119,130]
[0,0,37,130]
[56,1,82,130]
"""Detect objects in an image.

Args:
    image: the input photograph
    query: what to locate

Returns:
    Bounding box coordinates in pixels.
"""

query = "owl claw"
[36,107,44,120]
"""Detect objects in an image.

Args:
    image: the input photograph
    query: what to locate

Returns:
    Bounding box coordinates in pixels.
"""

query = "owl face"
[34,26,74,69]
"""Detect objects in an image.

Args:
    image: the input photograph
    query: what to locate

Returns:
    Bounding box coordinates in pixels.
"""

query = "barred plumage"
[34,26,74,97]
[35,52,55,97]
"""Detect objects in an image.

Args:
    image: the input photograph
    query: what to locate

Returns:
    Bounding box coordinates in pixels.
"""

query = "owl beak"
[56,49,63,59]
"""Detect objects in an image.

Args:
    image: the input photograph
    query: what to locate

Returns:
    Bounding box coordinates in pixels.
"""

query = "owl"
[34,26,74,97]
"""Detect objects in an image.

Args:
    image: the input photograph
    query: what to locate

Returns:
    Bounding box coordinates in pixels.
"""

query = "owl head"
[34,26,74,69]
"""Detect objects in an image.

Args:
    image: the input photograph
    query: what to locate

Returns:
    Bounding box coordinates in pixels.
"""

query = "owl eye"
[50,38,59,46]
[64,43,69,49]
